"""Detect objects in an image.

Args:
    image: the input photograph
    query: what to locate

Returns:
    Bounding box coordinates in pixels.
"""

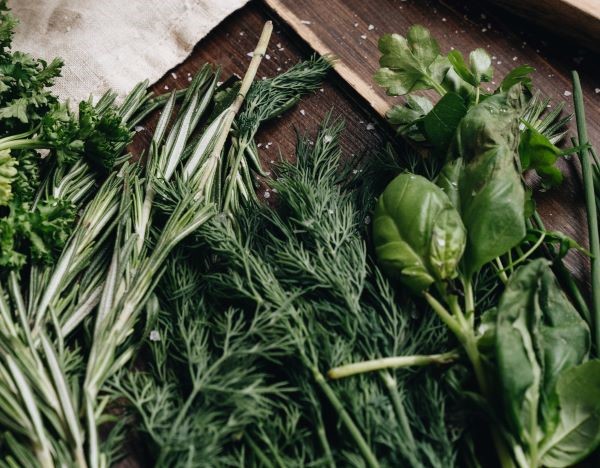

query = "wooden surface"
[136,0,597,284]
[488,0,600,45]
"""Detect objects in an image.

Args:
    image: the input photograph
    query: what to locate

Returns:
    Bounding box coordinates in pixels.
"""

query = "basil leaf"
[448,89,527,275]
[519,127,564,187]
[495,259,590,459]
[423,92,468,152]
[374,26,448,96]
[373,173,466,293]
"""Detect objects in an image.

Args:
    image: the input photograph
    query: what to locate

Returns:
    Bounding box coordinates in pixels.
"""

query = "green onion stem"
[572,71,600,352]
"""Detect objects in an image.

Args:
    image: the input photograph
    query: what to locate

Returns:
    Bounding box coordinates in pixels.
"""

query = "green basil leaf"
[423,92,468,152]
[436,157,463,210]
[496,259,590,457]
[540,361,600,467]
[448,89,527,275]
[519,127,564,187]
[374,26,448,96]
[373,173,466,293]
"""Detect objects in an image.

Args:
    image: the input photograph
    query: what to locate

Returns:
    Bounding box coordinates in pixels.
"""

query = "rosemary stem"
[572,70,600,353]
[218,20,273,211]
[380,371,415,447]
[327,350,459,380]
[312,366,380,468]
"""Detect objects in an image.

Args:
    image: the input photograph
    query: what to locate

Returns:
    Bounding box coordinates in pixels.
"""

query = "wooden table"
[137,0,599,285]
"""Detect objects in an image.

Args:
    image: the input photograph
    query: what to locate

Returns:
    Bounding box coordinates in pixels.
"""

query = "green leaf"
[387,95,433,141]
[519,127,564,187]
[373,173,466,293]
[469,49,493,83]
[0,148,17,205]
[447,50,477,87]
[500,65,535,92]
[423,92,468,152]
[374,26,448,96]
[448,89,527,275]
[495,259,590,458]
[540,361,600,467]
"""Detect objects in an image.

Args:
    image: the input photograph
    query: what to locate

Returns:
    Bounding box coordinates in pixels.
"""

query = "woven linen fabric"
[8,0,248,103]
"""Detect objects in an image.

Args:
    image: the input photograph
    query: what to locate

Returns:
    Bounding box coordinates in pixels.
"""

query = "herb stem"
[312,366,380,468]
[380,371,416,447]
[464,279,475,326]
[494,257,509,284]
[327,350,459,379]
[573,71,600,353]
[423,292,464,340]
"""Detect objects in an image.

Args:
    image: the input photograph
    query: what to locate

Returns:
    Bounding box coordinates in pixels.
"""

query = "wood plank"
[260,0,597,284]
[487,0,600,45]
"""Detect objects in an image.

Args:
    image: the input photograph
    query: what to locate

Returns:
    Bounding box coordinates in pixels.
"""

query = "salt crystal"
[366,123,375,131]
[276,67,282,71]
[482,28,487,33]
[134,126,144,132]
[360,34,367,40]
[564,90,572,97]
[300,20,312,25]
[368,24,374,30]
[512,56,518,61]
[264,191,271,199]
[442,17,447,22]
[595,88,600,94]
[164,85,169,90]
[300,109,306,116]
[149,330,160,342]
[323,135,333,143]
[353,22,359,27]
[265,54,271,60]
[319,88,324,92]
[246,51,254,58]
[171,72,178,79]
[239,31,245,36]
[497,61,502,65]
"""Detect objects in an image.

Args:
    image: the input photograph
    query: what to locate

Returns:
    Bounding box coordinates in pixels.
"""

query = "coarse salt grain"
[264,191,271,199]
[595,88,600,94]
[300,109,306,116]
[366,123,375,131]
[368,24,374,30]
[564,90,572,96]
[360,34,367,40]
[149,330,160,342]
[301,20,311,24]
[246,51,254,57]
[171,72,178,79]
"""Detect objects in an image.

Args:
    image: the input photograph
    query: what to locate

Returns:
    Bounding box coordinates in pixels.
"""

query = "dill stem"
[572,70,600,353]
[244,434,276,468]
[380,372,415,448]
[327,351,459,379]
[316,421,336,468]
[494,257,509,284]
[311,366,380,468]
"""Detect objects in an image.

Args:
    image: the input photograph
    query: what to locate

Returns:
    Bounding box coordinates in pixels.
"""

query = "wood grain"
[487,0,600,45]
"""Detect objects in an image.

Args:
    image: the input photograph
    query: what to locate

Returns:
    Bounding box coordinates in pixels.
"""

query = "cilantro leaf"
[500,65,534,92]
[447,48,493,87]
[374,25,449,96]
[387,95,433,141]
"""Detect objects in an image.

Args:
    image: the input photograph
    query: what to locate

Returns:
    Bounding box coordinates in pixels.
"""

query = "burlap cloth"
[8,0,248,103]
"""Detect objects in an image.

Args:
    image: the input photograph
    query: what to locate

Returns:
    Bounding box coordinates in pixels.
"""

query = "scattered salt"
[264,191,271,199]
[442,17,447,22]
[149,330,160,342]
[246,51,254,58]
[239,31,245,36]
[512,56,518,61]
[368,24,374,30]
[171,72,178,79]
[366,123,375,131]
[134,126,144,132]
[360,34,367,40]
[300,20,312,25]
[265,54,271,60]
[300,109,306,116]
[353,22,359,27]
[323,135,333,143]
[564,90,572,97]
[164,85,169,90]
[595,88,600,94]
